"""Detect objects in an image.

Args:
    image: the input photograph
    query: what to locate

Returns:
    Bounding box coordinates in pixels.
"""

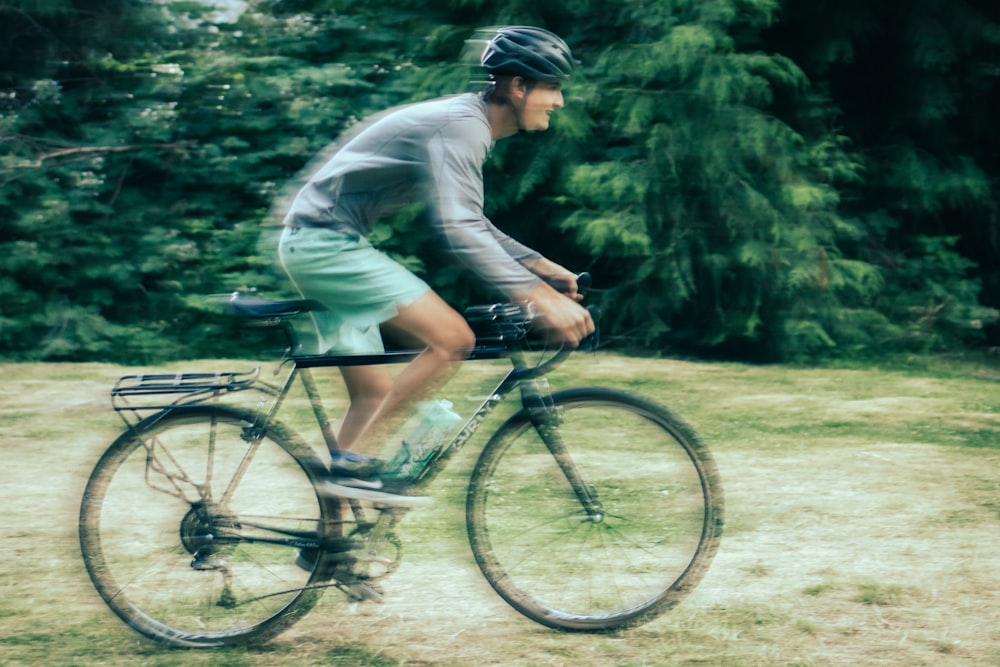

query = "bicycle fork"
[521,379,605,521]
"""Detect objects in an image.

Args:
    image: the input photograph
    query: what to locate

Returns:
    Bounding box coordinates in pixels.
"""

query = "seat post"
[278,320,300,356]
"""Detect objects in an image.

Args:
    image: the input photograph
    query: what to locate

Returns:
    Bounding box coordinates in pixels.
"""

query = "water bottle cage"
[385,399,462,481]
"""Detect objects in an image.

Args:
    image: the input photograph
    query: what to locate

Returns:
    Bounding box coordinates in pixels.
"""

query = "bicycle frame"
[273,343,606,552]
[286,344,575,492]
[108,299,602,553]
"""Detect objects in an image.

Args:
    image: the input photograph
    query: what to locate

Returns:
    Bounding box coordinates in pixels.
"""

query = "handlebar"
[465,272,599,350]
[563,272,601,351]
[504,273,601,380]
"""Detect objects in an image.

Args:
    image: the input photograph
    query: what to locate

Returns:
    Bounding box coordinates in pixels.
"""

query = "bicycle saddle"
[227,293,326,319]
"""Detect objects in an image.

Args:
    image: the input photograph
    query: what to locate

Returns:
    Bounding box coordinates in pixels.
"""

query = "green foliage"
[0,0,400,361]
[875,235,996,351]
[766,0,1000,358]
[1,0,997,363]
[554,1,877,360]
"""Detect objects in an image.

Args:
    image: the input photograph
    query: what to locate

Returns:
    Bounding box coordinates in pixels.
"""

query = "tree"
[765,0,1000,353]
[2,0,997,363]
[0,1,397,360]
[532,1,871,360]
[0,1,194,359]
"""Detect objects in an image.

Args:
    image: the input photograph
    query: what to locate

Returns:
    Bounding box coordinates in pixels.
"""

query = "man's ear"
[511,76,529,99]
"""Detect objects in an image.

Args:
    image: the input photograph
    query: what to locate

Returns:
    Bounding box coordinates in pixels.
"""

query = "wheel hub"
[179,502,237,555]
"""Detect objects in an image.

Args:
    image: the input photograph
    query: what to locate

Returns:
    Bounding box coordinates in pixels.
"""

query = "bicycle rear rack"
[111,369,263,420]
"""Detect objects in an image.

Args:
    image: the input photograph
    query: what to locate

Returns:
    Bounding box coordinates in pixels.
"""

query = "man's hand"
[524,281,594,347]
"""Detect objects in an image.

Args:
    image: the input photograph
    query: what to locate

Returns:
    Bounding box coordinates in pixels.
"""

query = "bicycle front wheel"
[79,406,338,647]
[467,387,724,631]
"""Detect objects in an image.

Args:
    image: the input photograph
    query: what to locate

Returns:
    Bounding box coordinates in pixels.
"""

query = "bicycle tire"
[466,387,724,631]
[79,405,339,647]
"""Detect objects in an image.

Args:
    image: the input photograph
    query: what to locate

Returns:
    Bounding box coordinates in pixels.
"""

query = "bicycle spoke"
[80,407,336,647]
[477,505,591,575]
[468,389,723,631]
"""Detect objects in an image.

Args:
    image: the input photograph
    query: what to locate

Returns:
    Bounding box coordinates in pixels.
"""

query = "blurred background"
[2,0,998,364]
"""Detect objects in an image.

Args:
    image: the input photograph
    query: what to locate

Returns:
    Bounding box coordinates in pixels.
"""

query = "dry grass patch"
[1,355,998,666]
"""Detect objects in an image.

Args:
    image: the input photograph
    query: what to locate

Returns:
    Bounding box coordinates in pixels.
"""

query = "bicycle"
[79,276,725,648]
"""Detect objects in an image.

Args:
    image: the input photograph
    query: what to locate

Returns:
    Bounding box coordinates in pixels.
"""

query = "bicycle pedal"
[339,580,385,604]
[190,553,228,571]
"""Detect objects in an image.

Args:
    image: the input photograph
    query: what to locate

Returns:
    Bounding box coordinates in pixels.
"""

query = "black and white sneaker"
[317,452,431,507]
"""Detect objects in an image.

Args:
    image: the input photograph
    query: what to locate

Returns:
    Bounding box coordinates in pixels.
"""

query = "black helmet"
[480,26,574,81]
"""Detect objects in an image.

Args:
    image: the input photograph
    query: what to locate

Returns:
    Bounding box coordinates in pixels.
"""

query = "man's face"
[519,81,564,131]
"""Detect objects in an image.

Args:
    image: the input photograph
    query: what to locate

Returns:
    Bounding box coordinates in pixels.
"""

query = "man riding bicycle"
[278,26,594,506]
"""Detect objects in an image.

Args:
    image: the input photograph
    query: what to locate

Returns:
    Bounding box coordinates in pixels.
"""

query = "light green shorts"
[278,225,430,355]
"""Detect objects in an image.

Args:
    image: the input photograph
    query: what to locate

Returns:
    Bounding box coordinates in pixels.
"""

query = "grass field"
[1,353,998,666]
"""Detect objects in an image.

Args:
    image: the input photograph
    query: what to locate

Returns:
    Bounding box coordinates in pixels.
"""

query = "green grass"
[854,583,910,607]
[2,354,999,666]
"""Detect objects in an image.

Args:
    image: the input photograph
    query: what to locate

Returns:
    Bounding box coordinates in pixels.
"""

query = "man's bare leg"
[336,365,393,454]
[339,291,474,458]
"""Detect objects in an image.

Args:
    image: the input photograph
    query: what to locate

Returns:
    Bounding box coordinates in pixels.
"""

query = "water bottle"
[385,400,462,480]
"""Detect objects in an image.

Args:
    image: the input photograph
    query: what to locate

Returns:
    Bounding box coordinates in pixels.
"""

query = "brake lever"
[576,272,592,299]
[580,303,601,352]
[543,271,592,300]
[575,273,599,351]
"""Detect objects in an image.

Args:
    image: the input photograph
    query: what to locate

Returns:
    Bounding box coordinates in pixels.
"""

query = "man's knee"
[392,291,476,360]
[454,322,477,358]
[435,320,476,361]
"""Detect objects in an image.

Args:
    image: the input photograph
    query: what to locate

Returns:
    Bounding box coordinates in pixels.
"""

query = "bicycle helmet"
[481,26,575,82]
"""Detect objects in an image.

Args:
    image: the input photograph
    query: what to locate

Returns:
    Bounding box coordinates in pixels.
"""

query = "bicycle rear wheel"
[467,387,724,631]
[79,406,338,647]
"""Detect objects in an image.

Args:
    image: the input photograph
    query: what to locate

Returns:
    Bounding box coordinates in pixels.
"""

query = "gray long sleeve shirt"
[282,93,543,297]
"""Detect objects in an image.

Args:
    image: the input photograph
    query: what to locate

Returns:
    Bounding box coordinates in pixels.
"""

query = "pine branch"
[6,140,193,168]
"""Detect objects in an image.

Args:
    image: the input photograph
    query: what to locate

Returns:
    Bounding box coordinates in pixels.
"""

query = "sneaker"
[318,452,432,508]
[329,451,383,478]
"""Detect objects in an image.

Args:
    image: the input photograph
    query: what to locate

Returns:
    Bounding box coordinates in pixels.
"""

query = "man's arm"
[521,256,584,301]
[426,105,593,345]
